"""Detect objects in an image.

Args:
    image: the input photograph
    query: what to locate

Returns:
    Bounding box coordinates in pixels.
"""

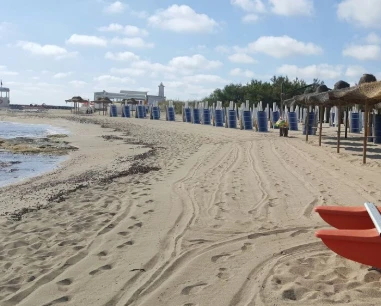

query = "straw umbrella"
[90,97,112,115]
[65,96,87,114]
[358,74,377,163]
[314,85,330,146]
[332,81,351,140]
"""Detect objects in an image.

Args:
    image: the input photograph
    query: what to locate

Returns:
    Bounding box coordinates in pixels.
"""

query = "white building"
[93,83,166,108]
[0,87,10,108]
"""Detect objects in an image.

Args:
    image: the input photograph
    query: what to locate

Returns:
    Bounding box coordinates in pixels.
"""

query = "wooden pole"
[363,103,369,164]
[319,105,323,146]
[337,105,341,153]
[305,106,309,142]
[345,107,349,139]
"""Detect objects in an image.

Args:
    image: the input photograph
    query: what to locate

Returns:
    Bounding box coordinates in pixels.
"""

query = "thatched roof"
[91,97,113,103]
[315,85,330,93]
[334,80,350,90]
[285,78,381,107]
[359,74,377,85]
[65,96,88,103]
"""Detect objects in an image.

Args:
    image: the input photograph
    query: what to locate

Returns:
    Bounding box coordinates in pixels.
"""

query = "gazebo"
[65,96,89,114]
[90,97,113,115]
[284,74,381,164]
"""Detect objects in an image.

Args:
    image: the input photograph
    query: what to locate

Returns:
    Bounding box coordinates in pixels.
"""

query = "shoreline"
[1,110,381,306]
[0,114,151,216]
[0,120,74,189]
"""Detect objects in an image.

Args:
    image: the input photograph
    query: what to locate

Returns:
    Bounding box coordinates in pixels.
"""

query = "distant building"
[0,87,10,108]
[147,82,166,105]
[93,83,166,107]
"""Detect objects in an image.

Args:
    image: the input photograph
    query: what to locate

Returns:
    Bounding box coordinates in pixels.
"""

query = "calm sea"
[0,121,69,187]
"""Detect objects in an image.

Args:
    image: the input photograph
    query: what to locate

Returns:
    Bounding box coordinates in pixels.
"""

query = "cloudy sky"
[1,0,381,105]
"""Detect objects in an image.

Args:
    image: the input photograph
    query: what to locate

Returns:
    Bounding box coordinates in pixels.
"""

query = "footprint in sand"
[290,229,309,237]
[43,296,70,305]
[57,278,73,286]
[181,282,208,295]
[211,254,231,263]
[97,251,108,257]
[118,231,129,236]
[241,242,252,252]
[217,267,231,280]
[89,264,113,276]
[128,222,143,229]
[143,209,154,215]
[117,241,134,249]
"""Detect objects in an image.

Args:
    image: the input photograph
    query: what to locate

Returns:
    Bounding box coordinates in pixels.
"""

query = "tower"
[158,82,165,97]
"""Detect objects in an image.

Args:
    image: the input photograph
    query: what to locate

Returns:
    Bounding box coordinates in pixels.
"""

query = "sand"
[1,109,381,306]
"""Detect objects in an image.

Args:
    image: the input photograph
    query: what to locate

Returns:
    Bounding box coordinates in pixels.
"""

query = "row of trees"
[161,76,325,113]
[203,76,324,107]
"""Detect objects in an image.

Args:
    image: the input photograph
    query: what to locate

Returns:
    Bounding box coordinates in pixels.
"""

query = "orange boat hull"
[316,228,381,268]
[314,206,381,229]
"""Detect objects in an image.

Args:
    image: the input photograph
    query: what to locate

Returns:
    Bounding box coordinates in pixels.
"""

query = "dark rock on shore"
[0,135,78,155]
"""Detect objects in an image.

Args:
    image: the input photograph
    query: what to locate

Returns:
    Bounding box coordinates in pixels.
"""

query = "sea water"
[0,121,68,187]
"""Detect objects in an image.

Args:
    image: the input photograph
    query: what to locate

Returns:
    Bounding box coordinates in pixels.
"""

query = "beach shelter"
[285,74,381,164]
[65,96,89,114]
[90,97,113,115]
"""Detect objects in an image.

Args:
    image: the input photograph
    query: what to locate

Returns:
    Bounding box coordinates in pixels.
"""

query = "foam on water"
[0,121,69,139]
[0,121,69,188]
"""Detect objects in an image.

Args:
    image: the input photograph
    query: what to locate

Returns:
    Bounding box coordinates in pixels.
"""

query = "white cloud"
[269,0,313,16]
[337,0,381,28]
[98,23,123,32]
[215,45,230,53]
[182,74,229,84]
[0,65,18,76]
[126,54,222,79]
[98,24,148,36]
[0,22,12,36]
[164,74,230,99]
[231,0,266,12]
[16,41,76,59]
[231,0,266,22]
[242,14,259,23]
[365,32,381,44]
[105,51,140,61]
[110,37,154,48]
[148,5,218,33]
[66,34,107,47]
[276,64,343,80]
[130,9,148,19]
[247,35,323,58]
[228,53,256,63]
[69,80,87,88]
[104,1,125,14]
[94,75,135,83]
[110,67,146,76]
[343,44,381,60]
[168,54,222,70]
[230,68,255,78]
[53,72,73,79]
[345,65,366,78]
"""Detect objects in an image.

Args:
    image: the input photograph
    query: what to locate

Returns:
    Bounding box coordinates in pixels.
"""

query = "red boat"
[315,203,381,269]
[314,205,381,229]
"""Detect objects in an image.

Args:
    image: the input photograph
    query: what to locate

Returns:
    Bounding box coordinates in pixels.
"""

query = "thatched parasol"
[65,96,89,114]
[359,74,377,85]
[334,80,350,90]
[91,97,113,115]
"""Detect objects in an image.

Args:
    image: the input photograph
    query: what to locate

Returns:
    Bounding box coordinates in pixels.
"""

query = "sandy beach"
[1,110,381,306]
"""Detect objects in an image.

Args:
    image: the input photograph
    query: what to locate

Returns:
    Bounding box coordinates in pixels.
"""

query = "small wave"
[0,121,69,139]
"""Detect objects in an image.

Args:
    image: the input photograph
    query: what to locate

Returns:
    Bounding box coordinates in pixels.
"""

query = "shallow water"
[0,121,68,187]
